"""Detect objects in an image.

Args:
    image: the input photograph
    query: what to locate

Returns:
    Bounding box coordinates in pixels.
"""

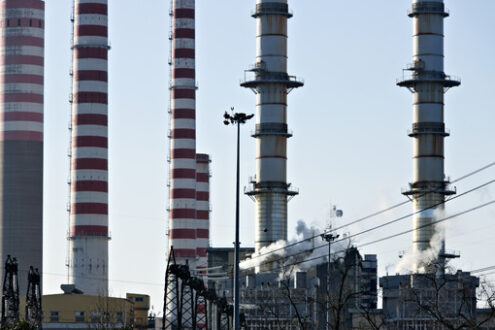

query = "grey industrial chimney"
[242,0,303,272]
[398,0,459,272]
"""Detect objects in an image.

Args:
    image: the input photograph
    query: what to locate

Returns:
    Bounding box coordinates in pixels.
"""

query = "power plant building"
[0,0,45,296]
[378,1,482,328]
[242,0,303,272]
[68,0,110,295]
[206,246,377,329]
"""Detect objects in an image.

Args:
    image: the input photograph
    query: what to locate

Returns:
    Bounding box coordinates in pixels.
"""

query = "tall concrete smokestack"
[242,0,302,272]
[168,0,197,266]
[195,153,210,270]
[398,0,459,272]
[0,0,45,296]
[69,0,110,295]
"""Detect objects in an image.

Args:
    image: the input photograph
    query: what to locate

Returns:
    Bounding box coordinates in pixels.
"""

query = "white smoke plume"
[394,208,446,274]
[240,219,351,273]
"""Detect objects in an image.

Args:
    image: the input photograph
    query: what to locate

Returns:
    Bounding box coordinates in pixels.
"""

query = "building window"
[75,311,85,322]
[135,297,144,302]
[17,19,20,26]
[29,19,32,26]
[91,311,100,323]
[103,312,110,323]
[50,311,59,322]
[38,20,42,28]
[116,312,123,323]
[6,20,9,27]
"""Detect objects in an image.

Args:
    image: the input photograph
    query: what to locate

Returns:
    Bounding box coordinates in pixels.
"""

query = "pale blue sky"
[43,1,495,313]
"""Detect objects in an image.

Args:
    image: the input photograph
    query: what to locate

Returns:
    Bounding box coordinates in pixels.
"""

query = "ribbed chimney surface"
[398,0,459,272]
[69,0,110,295]
[168,0,197,266]
[242,0,303,272]
[0,0,45,296]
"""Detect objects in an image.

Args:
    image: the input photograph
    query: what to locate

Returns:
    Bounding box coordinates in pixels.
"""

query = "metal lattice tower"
[181,281,194,328]
[242,0,303,272]
[163,248,179,329]
[163,248,212,329]
[195,294,207,329]
[398,0,460,272]
[25,267,42,329]
[1,256,19,327]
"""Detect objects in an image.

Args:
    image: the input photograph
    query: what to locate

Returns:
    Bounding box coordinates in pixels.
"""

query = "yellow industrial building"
[21,292,150,329]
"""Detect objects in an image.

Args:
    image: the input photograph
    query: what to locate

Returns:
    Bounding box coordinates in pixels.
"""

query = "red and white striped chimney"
[168,0,197,265]
[196,153,210,270]
[0,0,45,297]
[69,0,110,296]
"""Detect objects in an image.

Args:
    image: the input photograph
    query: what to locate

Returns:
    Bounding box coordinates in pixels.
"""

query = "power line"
[242,161,495,263]
[471,265,495,274]
[239,178,495,271]
[451,161,495,184]
[234,198,495,275]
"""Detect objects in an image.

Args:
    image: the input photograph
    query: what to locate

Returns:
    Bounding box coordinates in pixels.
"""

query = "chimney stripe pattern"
[195,153,210,269]
[242,0,302,272]
[168,0,197,261]
[398,0,459,271]
[0,0,44,297]
[69,0,109,295]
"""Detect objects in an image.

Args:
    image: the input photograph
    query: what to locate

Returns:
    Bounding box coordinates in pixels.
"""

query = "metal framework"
[216,296,233,330]
[163,247,214,329]
[164,248,179,329]
[1,255,19,328]
[195,293,207,328]
[181,279,194,328]
[25,267,42,329]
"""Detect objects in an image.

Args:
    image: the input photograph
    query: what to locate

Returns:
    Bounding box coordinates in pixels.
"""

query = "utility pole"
[321,204,343,329]
[223,107,254,330]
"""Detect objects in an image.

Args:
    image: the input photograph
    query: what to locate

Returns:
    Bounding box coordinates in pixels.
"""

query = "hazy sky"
[43,1,495,314]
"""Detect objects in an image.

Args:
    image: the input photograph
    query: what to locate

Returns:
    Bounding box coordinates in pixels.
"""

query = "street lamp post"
[223,107,254,330]
[321,231,339,330]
